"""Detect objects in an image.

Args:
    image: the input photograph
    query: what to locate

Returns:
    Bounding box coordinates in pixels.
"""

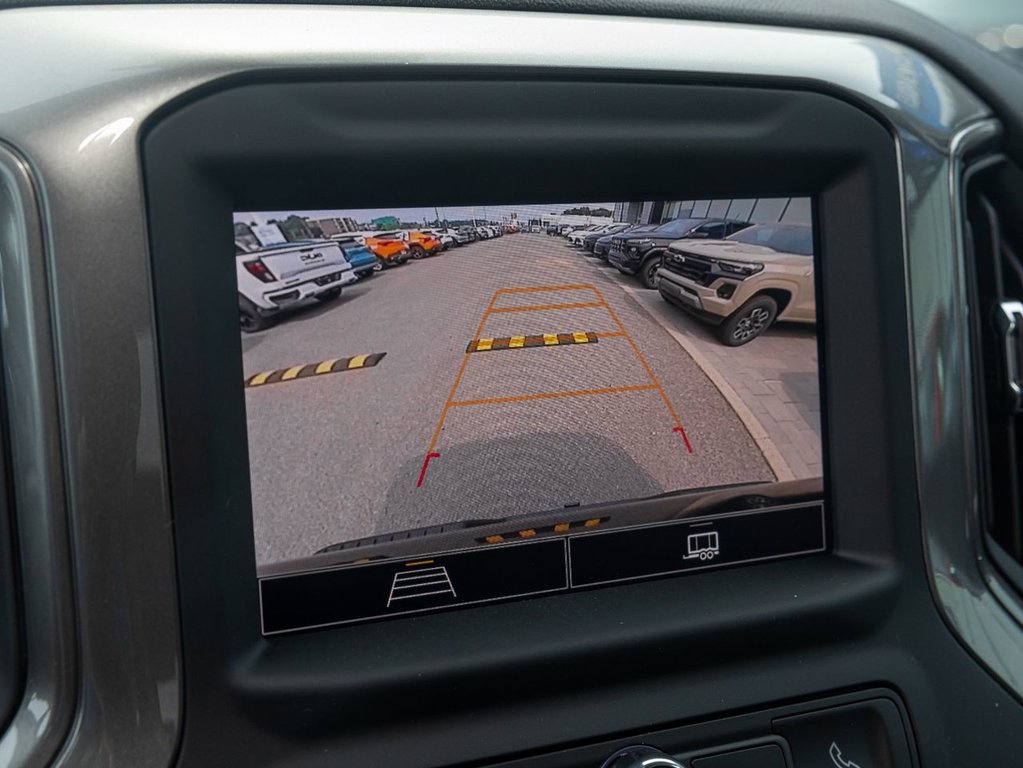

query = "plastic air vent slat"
[967,159,1023,567]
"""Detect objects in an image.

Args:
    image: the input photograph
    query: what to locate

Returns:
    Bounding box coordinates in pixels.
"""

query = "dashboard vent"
[966,157,1023,580]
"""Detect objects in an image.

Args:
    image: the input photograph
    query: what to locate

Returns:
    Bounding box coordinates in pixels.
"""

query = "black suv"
[580,222,632,252]
[608,217,752,288]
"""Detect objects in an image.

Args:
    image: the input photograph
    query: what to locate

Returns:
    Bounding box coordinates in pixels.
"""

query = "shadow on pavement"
[280,279,375,327]
[761,322,817,342]
[240,333,266,355]
[240,278,376,343]
[376,432,661,535]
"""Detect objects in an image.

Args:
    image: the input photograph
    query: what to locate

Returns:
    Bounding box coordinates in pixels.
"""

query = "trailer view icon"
[683,530,720,562]
[387,561,458,608]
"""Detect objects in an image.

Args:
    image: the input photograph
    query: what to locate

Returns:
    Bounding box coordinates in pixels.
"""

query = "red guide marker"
[417,452,441,487]
[673,426,693,454]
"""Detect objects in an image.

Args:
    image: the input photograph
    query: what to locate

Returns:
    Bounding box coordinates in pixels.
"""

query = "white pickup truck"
[236,240,357,332]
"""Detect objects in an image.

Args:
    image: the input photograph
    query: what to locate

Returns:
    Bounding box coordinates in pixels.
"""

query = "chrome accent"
[601,746,684,768]
[996,301,1023,411]
[0,5,1010,763]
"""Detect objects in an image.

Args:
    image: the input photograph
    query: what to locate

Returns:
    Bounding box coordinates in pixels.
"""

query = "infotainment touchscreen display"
[236,198,826,633]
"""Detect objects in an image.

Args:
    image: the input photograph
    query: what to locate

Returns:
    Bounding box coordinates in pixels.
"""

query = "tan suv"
[655,223,815,346]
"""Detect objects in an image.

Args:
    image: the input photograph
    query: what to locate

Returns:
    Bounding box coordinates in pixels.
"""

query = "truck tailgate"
[257,242,349,280]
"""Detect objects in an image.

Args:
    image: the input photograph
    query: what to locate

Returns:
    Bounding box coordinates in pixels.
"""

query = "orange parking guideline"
[494,284,594,295]
[423,291,500,458]
[417,282,694,487]
[489,301,604,314]
[449,384,658,409]
[588,284,693,453]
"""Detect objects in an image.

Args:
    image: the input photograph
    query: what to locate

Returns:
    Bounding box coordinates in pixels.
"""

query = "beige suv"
[656,223,815,346]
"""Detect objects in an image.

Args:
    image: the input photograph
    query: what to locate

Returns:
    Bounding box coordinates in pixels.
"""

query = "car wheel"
[314,287,342,302]
[372,261,384,272]
[639,255,663,289]
[239,296,270,333]
[409,244,427,260]
[717,295,778,346]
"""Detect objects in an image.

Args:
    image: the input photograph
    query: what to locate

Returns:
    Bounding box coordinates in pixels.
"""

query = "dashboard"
[0,2,1022,767]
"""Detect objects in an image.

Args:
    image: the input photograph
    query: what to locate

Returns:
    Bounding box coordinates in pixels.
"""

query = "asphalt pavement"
[243,234,774,566]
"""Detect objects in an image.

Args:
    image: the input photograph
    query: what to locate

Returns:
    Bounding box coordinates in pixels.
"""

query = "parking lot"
[242,232,819,566]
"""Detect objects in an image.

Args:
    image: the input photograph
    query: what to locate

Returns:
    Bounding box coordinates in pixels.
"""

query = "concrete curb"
[610,280,796,483]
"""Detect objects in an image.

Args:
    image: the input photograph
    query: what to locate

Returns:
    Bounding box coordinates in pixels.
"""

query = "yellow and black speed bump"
[245,352,386,388]
[476,516,609,544]
[466,332,598,353]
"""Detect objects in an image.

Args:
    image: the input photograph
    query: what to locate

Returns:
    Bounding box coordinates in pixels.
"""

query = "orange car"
[405,230,443,259]
[364,235,410,266]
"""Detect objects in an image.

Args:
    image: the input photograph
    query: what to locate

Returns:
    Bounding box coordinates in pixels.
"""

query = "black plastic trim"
[485,688,916,768]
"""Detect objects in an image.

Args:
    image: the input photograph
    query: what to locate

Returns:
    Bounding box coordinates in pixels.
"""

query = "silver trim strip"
[996,301,1023,411]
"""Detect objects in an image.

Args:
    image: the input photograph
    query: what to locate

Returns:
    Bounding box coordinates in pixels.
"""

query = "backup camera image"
[235,199,822,573]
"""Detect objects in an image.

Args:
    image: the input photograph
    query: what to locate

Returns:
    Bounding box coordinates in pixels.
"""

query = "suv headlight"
[717,259,764,277]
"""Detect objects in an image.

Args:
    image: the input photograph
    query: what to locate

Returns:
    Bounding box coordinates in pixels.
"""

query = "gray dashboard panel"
[0,5,1013,766]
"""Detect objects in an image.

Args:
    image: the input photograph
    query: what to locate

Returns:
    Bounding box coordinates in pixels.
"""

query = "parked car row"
[565,221,632,246]
[556,217,816,346]
[235,223,515,332]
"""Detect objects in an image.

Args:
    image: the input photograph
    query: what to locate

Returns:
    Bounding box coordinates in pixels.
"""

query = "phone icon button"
[830,742,862,768]
[774,699,912,768]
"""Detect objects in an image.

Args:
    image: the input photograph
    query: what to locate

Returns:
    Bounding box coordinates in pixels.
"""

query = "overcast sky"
[235,203,619,226]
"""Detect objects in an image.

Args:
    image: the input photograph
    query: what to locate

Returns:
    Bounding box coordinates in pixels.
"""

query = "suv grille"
[663,250,716,286]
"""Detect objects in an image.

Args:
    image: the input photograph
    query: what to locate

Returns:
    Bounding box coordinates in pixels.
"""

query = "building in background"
[309,217,342,237]
[538,213,611,230]
[372,215,401,230]
[274,214,315,241]
[307,216,362,235]
[613,198,811,227]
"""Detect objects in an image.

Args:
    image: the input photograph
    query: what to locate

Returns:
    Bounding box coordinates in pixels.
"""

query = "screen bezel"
[144,74,907,760]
